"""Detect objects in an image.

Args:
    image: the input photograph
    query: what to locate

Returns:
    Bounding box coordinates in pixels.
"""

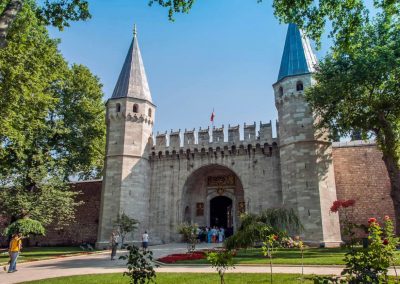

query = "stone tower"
[97,26,155,248]
[273,24,341,246]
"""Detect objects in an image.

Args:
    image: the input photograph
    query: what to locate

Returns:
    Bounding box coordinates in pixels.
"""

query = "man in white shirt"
[142,231,149,252]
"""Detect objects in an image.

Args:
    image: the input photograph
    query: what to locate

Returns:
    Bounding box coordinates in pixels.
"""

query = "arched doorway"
[181,164,245,232]
[210,196,232,228]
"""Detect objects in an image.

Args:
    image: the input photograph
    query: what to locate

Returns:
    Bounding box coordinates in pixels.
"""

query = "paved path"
[1,243,398,284]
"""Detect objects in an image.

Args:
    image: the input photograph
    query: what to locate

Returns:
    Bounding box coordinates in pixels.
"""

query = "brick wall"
[332,142,395,238]
[29,180,102,246]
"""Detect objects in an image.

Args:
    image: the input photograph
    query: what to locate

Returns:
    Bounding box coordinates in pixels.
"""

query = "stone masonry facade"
[0,143,392,247]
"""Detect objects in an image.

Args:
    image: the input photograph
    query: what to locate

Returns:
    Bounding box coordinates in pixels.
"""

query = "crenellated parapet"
[150,142,279,162]
[151,121,278,159]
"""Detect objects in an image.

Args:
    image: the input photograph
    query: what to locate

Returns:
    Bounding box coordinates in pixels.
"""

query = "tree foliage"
[0,0,90,48]
[4,218,45,237]
[120,245,158,284]
[0,3,105,232]
[115,213,139,247]
[206,249,235,284]
[306,7,400,233]
[178,222,198,253]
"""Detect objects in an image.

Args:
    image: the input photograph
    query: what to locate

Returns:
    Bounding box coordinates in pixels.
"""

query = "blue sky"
[49,0,332,137]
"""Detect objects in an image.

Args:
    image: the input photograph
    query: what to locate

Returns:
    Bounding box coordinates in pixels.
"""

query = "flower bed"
[158,251,206,263]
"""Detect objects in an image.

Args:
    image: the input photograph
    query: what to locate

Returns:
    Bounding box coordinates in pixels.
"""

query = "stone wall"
[332,141,395,236]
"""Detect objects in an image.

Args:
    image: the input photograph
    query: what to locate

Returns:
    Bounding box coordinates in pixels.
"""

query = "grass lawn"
[0,247,100,265]
[21,273,400,284]
[22,273,317,283]
[173,247,400,266]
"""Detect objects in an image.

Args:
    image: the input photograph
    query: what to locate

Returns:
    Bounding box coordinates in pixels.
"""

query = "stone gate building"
[96,24,345,248]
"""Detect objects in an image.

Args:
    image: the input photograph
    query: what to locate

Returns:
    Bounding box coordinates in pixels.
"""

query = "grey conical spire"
[111,25,152,102]
[277,23,317,82]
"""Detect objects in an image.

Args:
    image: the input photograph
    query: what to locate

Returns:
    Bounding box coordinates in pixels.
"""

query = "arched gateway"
[181,165,245,234]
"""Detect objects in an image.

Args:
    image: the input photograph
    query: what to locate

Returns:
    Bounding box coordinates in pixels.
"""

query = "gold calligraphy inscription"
[207,175,236,187]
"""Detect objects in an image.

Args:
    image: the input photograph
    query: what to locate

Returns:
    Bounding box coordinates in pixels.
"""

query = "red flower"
[330,200,342,212]
[384,215,390,221]
[273,235,279,241]
[158,252,206,263]
[383,239,389,245]
[342,199,355,208]
[368,218,377,224]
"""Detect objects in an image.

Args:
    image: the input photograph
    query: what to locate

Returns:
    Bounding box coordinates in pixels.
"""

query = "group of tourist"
[197,226,225,243]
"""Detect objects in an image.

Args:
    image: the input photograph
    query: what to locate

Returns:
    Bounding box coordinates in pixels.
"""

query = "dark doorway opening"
[210,196,232,230]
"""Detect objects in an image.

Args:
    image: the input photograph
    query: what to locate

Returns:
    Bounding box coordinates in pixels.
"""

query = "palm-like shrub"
[225,208,302,250]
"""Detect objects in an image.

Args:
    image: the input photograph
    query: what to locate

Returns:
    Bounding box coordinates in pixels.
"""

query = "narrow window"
[279,87,283,97]
[116,103,121,113]
[133,104,139,113]
[148,108,152,117]
[296,81,304,91]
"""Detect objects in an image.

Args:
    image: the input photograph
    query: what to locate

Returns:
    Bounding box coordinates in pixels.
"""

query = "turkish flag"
[210,110,215,122]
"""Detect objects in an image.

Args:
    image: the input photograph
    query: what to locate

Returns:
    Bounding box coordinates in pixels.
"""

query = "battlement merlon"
[152,121,277,152]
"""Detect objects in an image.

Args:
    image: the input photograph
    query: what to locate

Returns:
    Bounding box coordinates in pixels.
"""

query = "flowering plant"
[330,199,355,212]
[158,251,206,263]
[342,216,399,283]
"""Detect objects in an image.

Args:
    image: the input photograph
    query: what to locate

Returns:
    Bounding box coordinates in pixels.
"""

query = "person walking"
[8,233,22,273]
[110,231,119,260]
[142,231,149,252]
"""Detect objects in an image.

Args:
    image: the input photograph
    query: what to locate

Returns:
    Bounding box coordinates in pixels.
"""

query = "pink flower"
[384,215,390,221]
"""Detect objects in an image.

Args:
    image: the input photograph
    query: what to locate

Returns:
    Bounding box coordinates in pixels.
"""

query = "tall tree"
[0,3,105,233]
[0,0,90,48]
[306,10,400,233]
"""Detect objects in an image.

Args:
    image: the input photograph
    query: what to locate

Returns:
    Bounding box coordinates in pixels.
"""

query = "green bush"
[4,218,45,237]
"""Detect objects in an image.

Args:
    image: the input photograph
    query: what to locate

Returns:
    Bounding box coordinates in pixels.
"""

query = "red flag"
[210,109,215,122]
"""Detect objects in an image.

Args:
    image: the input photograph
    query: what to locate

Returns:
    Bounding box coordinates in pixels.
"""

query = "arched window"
[133,104,139,113]
[148,108,152,117]
[116,103,121,113]
[296,81,304,91]
[279,87,283,97]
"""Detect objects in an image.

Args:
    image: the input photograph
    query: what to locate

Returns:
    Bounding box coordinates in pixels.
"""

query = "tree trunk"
[382,153,400,235]
[0,0,23,49]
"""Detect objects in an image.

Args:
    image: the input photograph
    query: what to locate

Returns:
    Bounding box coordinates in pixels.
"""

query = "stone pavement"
[0,243,398,284]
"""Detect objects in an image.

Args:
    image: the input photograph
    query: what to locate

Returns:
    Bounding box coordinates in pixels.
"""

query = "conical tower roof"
[111,26,152,102]
[277,23,317,82]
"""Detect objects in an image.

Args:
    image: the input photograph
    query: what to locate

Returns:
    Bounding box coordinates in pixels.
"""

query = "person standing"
[142,231,149,252]
[218,227,224,243]
[110,231,119,260]
[8,233,22,273]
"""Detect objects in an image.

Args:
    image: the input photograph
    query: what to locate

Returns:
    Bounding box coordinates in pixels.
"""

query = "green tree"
[0,3,105,235]
[120,245,158,284]
[0,0,90,48]
[206,249,235,284]
[305,10,400,233]
[148,0,376,47]
[115,213,139,247]
[178,222,198,253]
